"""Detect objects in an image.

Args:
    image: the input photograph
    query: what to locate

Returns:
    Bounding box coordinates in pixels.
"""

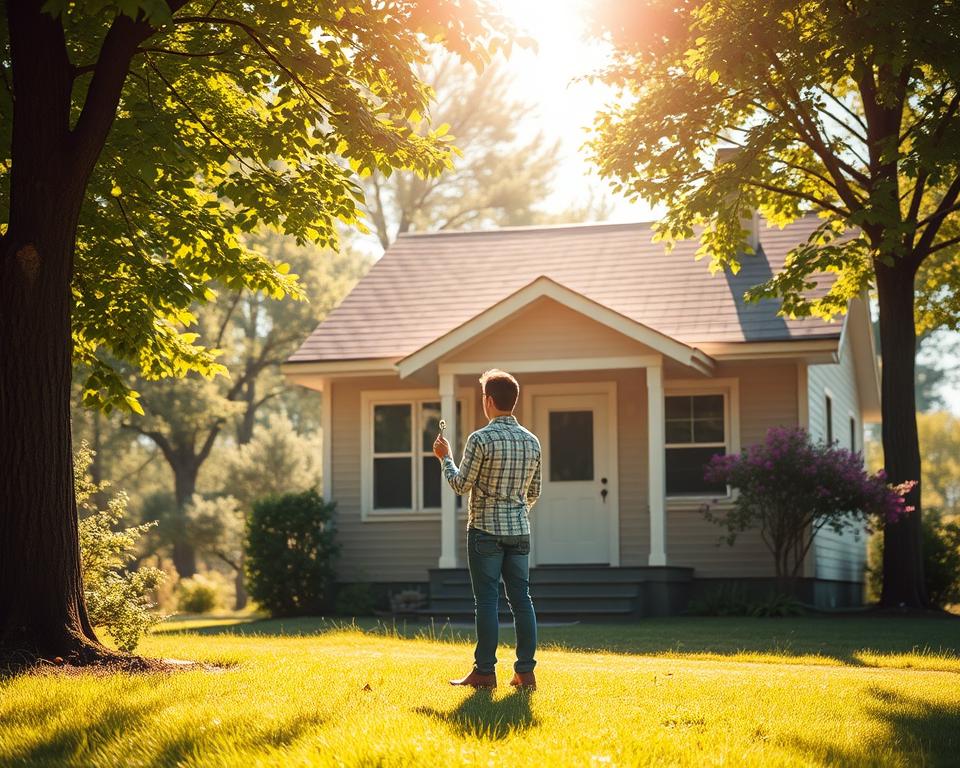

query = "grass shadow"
[788,686,960,767]
[415,688,538,740]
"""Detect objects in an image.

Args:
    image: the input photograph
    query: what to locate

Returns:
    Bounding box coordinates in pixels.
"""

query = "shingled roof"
[288,214,841,364]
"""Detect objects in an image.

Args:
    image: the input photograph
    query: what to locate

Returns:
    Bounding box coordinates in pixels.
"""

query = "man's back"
[442,414,541,536]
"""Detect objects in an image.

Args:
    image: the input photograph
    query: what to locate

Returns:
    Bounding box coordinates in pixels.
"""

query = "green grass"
[1,615,959,767]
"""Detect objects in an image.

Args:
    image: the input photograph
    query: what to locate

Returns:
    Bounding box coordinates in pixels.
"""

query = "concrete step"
[431,582,642,600]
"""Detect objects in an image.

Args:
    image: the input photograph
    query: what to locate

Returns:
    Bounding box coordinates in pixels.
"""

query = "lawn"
[1,615,958,767]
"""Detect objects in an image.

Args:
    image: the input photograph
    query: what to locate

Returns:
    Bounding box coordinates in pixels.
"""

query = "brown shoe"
[510,671,537,690]
[449,670,497,688]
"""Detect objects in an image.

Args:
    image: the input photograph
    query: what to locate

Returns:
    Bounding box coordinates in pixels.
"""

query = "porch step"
[426,565,694,620]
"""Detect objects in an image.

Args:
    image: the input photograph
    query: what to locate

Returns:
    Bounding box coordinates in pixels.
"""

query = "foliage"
[868,510,960,607]
[186,413,325,606]
[589,0,960,323]
[334,583,378,617]
[389,588,428,614]
[917,411,960,516]
[0,1,511,412]
[703,427,914,580]
[175,574,222,614]
[245,490,339,616]
[75,444,165,652]
[687,586,805,617]
[363,49,560,250]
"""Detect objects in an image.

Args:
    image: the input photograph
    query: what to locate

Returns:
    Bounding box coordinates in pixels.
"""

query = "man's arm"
[440,432,484,495]
[525,452,542,508]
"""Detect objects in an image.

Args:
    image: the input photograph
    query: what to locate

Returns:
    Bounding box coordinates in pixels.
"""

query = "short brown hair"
[479,369,519,411]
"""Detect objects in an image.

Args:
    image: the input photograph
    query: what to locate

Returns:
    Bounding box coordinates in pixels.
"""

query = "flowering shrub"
[702,426,914,582]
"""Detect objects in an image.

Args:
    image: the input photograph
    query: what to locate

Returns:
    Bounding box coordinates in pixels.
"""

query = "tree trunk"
[876,258,927,608]
[237,378,257,445]
[0,4,103,659]
[234,562,248,611]
[172,461,200,579]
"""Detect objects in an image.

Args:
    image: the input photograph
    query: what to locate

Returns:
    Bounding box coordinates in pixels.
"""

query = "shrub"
[176,574,222,614]
[334,583,378,616]
[245,490,339,616]
[76,443,165,652]
[703,427,915,585]
[867,510,960,607]
[390,589,427,614]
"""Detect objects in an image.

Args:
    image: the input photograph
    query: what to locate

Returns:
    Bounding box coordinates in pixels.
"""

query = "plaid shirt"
[442,415,542,536]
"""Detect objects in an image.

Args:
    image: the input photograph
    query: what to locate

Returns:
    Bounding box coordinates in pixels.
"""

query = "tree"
[363,50,561,250]
[590,0,960,607]
[121,234,368,578]
[188,413,323,609]
[0,0,506,662]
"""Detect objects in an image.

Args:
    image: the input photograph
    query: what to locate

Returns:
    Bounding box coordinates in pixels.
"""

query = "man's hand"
[433,435,451,460]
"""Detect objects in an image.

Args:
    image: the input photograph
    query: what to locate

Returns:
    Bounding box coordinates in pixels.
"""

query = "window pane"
[693,418,724,443]
[665,396,691,420]
[421,402,441,452]
[374,404,411,453]
[373,457,412,508]
[422,401,464,453]
[422,456,441,508]
[665,419,693,444]
[666,447,727,495]
[693,395,724,420]
[549,410,594,482]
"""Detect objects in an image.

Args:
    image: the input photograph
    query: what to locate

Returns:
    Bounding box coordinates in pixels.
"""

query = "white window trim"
[664,378,740,504]
[848,409,858,452]
[824,387,835,445]
[361,388,473,521]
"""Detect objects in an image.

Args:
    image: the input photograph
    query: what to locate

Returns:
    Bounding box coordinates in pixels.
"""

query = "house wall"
[666,362,798,577]
[327,359,803,583]
[807,336,868,586]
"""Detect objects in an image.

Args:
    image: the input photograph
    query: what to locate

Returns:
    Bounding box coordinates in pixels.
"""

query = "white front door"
[532,393,611,564]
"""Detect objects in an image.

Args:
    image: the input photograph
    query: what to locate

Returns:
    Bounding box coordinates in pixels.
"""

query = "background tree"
[120,234,368,578]
[188,413,323,609]
[0,0,506,662]
[363,50,561,249]
[590,0,960,607]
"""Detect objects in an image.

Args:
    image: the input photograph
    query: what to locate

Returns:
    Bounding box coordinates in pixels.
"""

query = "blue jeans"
[466,527,537,675]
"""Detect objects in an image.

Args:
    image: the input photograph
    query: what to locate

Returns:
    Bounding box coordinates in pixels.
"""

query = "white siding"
[808,332,867,582]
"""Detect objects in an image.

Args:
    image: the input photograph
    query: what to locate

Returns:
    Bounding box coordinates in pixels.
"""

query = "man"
[433,368,542,691]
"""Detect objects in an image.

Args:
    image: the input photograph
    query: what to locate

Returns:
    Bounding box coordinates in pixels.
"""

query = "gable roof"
[397,276,717,377]
[288,215,841,365]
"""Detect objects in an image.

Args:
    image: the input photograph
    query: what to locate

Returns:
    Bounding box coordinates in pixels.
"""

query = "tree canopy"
[588,0,960,607]
[1,1,508,411]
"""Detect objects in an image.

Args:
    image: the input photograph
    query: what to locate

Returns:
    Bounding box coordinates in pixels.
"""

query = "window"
[849,416,857,452]
[665,393,727,496]
[365,393,465,515]
[825,395,834,444]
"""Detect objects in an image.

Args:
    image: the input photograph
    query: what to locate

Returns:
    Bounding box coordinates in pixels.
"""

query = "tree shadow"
[414,687,538,740]
[0,685,329,765]
[788,687,960,767]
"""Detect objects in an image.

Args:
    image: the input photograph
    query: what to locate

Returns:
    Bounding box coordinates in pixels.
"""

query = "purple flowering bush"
[702,426,914,584]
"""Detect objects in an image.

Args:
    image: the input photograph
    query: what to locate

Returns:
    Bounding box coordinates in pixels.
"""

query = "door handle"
[601,488,608,502]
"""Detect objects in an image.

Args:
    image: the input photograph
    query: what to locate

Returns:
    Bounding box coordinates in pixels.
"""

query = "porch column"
[320,377,332,501]
[647,363,667,566]
[439,372,459,569]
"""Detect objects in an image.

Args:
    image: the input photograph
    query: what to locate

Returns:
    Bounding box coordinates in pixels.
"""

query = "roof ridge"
[395,220,656,238]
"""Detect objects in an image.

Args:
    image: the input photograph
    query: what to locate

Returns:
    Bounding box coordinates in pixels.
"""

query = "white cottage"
[283,214,880,616]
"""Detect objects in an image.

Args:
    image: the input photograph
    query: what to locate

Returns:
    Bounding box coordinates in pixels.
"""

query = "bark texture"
[0,0,154,661]
[876,258,927,608]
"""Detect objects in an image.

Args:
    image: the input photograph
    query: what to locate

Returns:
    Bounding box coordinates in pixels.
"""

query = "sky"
[489,0,651,223]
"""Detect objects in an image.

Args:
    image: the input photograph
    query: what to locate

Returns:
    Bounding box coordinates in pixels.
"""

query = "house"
[282,214,881,617]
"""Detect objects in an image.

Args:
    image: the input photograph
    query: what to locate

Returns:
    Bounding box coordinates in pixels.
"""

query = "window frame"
[664,378,740,503]
[361,388,472,521]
